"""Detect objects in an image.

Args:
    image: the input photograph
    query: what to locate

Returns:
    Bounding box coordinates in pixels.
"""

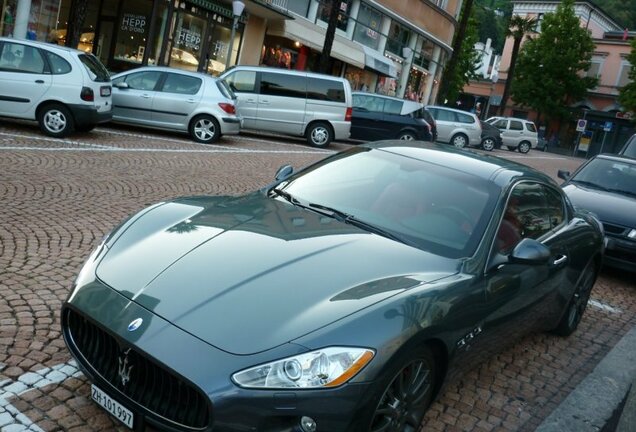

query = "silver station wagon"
[110,66,241,143]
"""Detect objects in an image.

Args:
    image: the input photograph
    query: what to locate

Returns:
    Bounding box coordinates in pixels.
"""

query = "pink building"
[463,0,634,155]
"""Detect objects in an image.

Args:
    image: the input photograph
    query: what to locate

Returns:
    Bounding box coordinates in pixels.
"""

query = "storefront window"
[344,65,376,92]
[1,0,16,37]
[317,0,350,32]
[413,36,435,70]
[385,21,409,57]
[205,21,237,75]
[405,68,429,102]
[114,1,153,65]
[376,76,397,96]
[170,12,206,71]
[353,3,383,50]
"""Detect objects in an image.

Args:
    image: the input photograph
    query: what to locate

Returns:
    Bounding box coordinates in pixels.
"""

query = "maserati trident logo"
[127,318,143,332]
[118,348,133,387]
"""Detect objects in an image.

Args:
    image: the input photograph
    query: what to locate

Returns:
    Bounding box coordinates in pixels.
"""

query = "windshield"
[620,136,636,158]
[572,157,636,196]
[280,148,499,259]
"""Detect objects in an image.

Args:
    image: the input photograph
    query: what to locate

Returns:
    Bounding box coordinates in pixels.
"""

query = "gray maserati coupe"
[62,142,604,432]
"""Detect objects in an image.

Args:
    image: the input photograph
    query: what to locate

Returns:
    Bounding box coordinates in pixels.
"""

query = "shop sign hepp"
[121,14,147,34]
[177,28,202,51]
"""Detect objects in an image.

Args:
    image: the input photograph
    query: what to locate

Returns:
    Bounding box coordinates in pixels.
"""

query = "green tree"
[618,38,636,114]
[439,10,481,104]
[438,0,475,104]
[498,15,537,115]
[512,0,597,124]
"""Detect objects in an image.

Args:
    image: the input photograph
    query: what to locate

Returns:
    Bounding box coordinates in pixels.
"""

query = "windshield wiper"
[270,188,298,204]
[308,203,412,245]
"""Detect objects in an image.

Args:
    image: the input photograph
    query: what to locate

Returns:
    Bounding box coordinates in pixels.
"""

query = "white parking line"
[589,299,622,314]
[0,362,83,430]
[0,130,333,155]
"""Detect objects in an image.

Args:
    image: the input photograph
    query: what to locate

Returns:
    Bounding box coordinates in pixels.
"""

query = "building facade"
[1,0,461,104]
[463,0,635,154]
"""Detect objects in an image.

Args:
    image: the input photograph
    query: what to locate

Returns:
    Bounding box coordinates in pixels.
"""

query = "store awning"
[189,0,292,20]
[362,45,397,78]
[267,19,366,69]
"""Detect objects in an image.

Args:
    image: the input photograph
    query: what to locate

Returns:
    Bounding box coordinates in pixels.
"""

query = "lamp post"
[225,0,245,71]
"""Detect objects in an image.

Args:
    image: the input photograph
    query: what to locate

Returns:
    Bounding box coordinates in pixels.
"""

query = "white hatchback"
[0,37,112,137]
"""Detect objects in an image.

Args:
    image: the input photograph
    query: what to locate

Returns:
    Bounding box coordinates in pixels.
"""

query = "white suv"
[0,37,112,137]
[486,117,538,153]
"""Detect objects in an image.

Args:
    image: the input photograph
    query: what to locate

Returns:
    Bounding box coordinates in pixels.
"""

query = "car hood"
[563,183,636,227]
[95,193,458,355]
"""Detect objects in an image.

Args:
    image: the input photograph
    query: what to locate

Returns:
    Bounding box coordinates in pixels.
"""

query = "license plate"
[101,86,111,97]
[91,384,134,428]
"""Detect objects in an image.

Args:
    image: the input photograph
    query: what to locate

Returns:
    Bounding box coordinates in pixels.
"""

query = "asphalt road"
[0,120,634,432]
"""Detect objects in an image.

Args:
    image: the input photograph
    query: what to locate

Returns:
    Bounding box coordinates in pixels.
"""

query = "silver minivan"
[425,105,481,148]
[221,66,352,148]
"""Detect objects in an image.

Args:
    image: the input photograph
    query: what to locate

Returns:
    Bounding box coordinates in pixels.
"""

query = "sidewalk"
[535,326,636,432]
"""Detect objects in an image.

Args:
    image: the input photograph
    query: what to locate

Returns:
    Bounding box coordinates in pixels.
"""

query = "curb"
[616,380,636,432]
[536,326,636,432]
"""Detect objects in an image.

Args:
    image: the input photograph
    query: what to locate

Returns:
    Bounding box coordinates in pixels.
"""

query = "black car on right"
[559,154,636,272]
[480,120,502,151]
[619,134,636,158]
[350,92,435,142]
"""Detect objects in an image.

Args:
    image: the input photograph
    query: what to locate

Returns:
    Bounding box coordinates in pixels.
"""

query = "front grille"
[65,309,210,430]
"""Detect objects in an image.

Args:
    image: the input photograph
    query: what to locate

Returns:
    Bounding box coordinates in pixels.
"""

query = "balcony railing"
[254,0,289,13]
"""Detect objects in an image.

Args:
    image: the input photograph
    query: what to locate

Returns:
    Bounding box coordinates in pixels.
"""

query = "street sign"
[576,119,587,132]
[603,121,613,132]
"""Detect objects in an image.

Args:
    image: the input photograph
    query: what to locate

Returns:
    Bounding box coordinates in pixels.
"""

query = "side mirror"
[509,238,551,265]
[275,165,294,182]
[114,82,129,89]
[557,170,571,181]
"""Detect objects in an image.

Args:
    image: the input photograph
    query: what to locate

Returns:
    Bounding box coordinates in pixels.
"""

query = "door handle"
[553,255,568,266]
[141,94,151,99]
[187,99,196,103]
[260,100,270,105]
[246,98,256,104]
[35,80,44,84]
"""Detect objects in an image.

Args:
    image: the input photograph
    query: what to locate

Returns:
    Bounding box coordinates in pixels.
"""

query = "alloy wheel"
[567,266,595,329]
[452,135,467,148]
[194,118,216,142]
[44,110,68,134]
[482,138,495,151]
[310,125,329,146]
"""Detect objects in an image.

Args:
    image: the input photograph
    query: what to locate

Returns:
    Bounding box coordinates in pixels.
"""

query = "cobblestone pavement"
[0,121,634,432]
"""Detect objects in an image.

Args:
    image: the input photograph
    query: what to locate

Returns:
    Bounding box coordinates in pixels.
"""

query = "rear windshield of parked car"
[78,54,110,82]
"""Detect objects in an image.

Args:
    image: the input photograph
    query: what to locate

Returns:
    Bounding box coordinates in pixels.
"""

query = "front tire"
[367,345,437,432]
[481,137,496,151]
[38,103,75,138]
[518,141,531,154]
[451,133,468,148]
[398,131,417,141]
[553,264,596,336]
[306,122,332,148]
[190,115,221,143]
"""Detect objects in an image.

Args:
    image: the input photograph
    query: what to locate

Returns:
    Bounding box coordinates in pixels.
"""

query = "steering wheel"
[431,205,474,234]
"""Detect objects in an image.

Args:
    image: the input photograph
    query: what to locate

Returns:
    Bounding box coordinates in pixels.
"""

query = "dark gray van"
[221,66,352,148]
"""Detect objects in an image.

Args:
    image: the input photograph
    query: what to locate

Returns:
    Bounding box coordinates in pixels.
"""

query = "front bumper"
[604,235,636,272]
[62,279,375,432]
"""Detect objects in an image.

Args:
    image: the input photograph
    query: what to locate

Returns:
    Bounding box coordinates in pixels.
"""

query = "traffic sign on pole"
[576,119,587,132]
[603,121,613,132]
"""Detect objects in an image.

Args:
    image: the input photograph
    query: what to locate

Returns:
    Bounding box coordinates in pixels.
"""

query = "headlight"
[628,229,636,240]
[232,347,374,389]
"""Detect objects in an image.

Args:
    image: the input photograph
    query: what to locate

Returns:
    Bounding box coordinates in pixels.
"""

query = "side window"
[353,94,366,108]
[44,51,71,74]
[383,99,402,115]
[496,182,551,254]
[261,72,306,98]
[124,71,162,91]
[456,112,476,124]
[510,120,523,131]
[225,70,256,93]
[161,73,202,95]
[493,119,508,129]
[365,96,385,113]
[0,43,46,73]
[544,187,565,229]
[436,109,457,122]
[525,122,537,133]
[307,78,345,102]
